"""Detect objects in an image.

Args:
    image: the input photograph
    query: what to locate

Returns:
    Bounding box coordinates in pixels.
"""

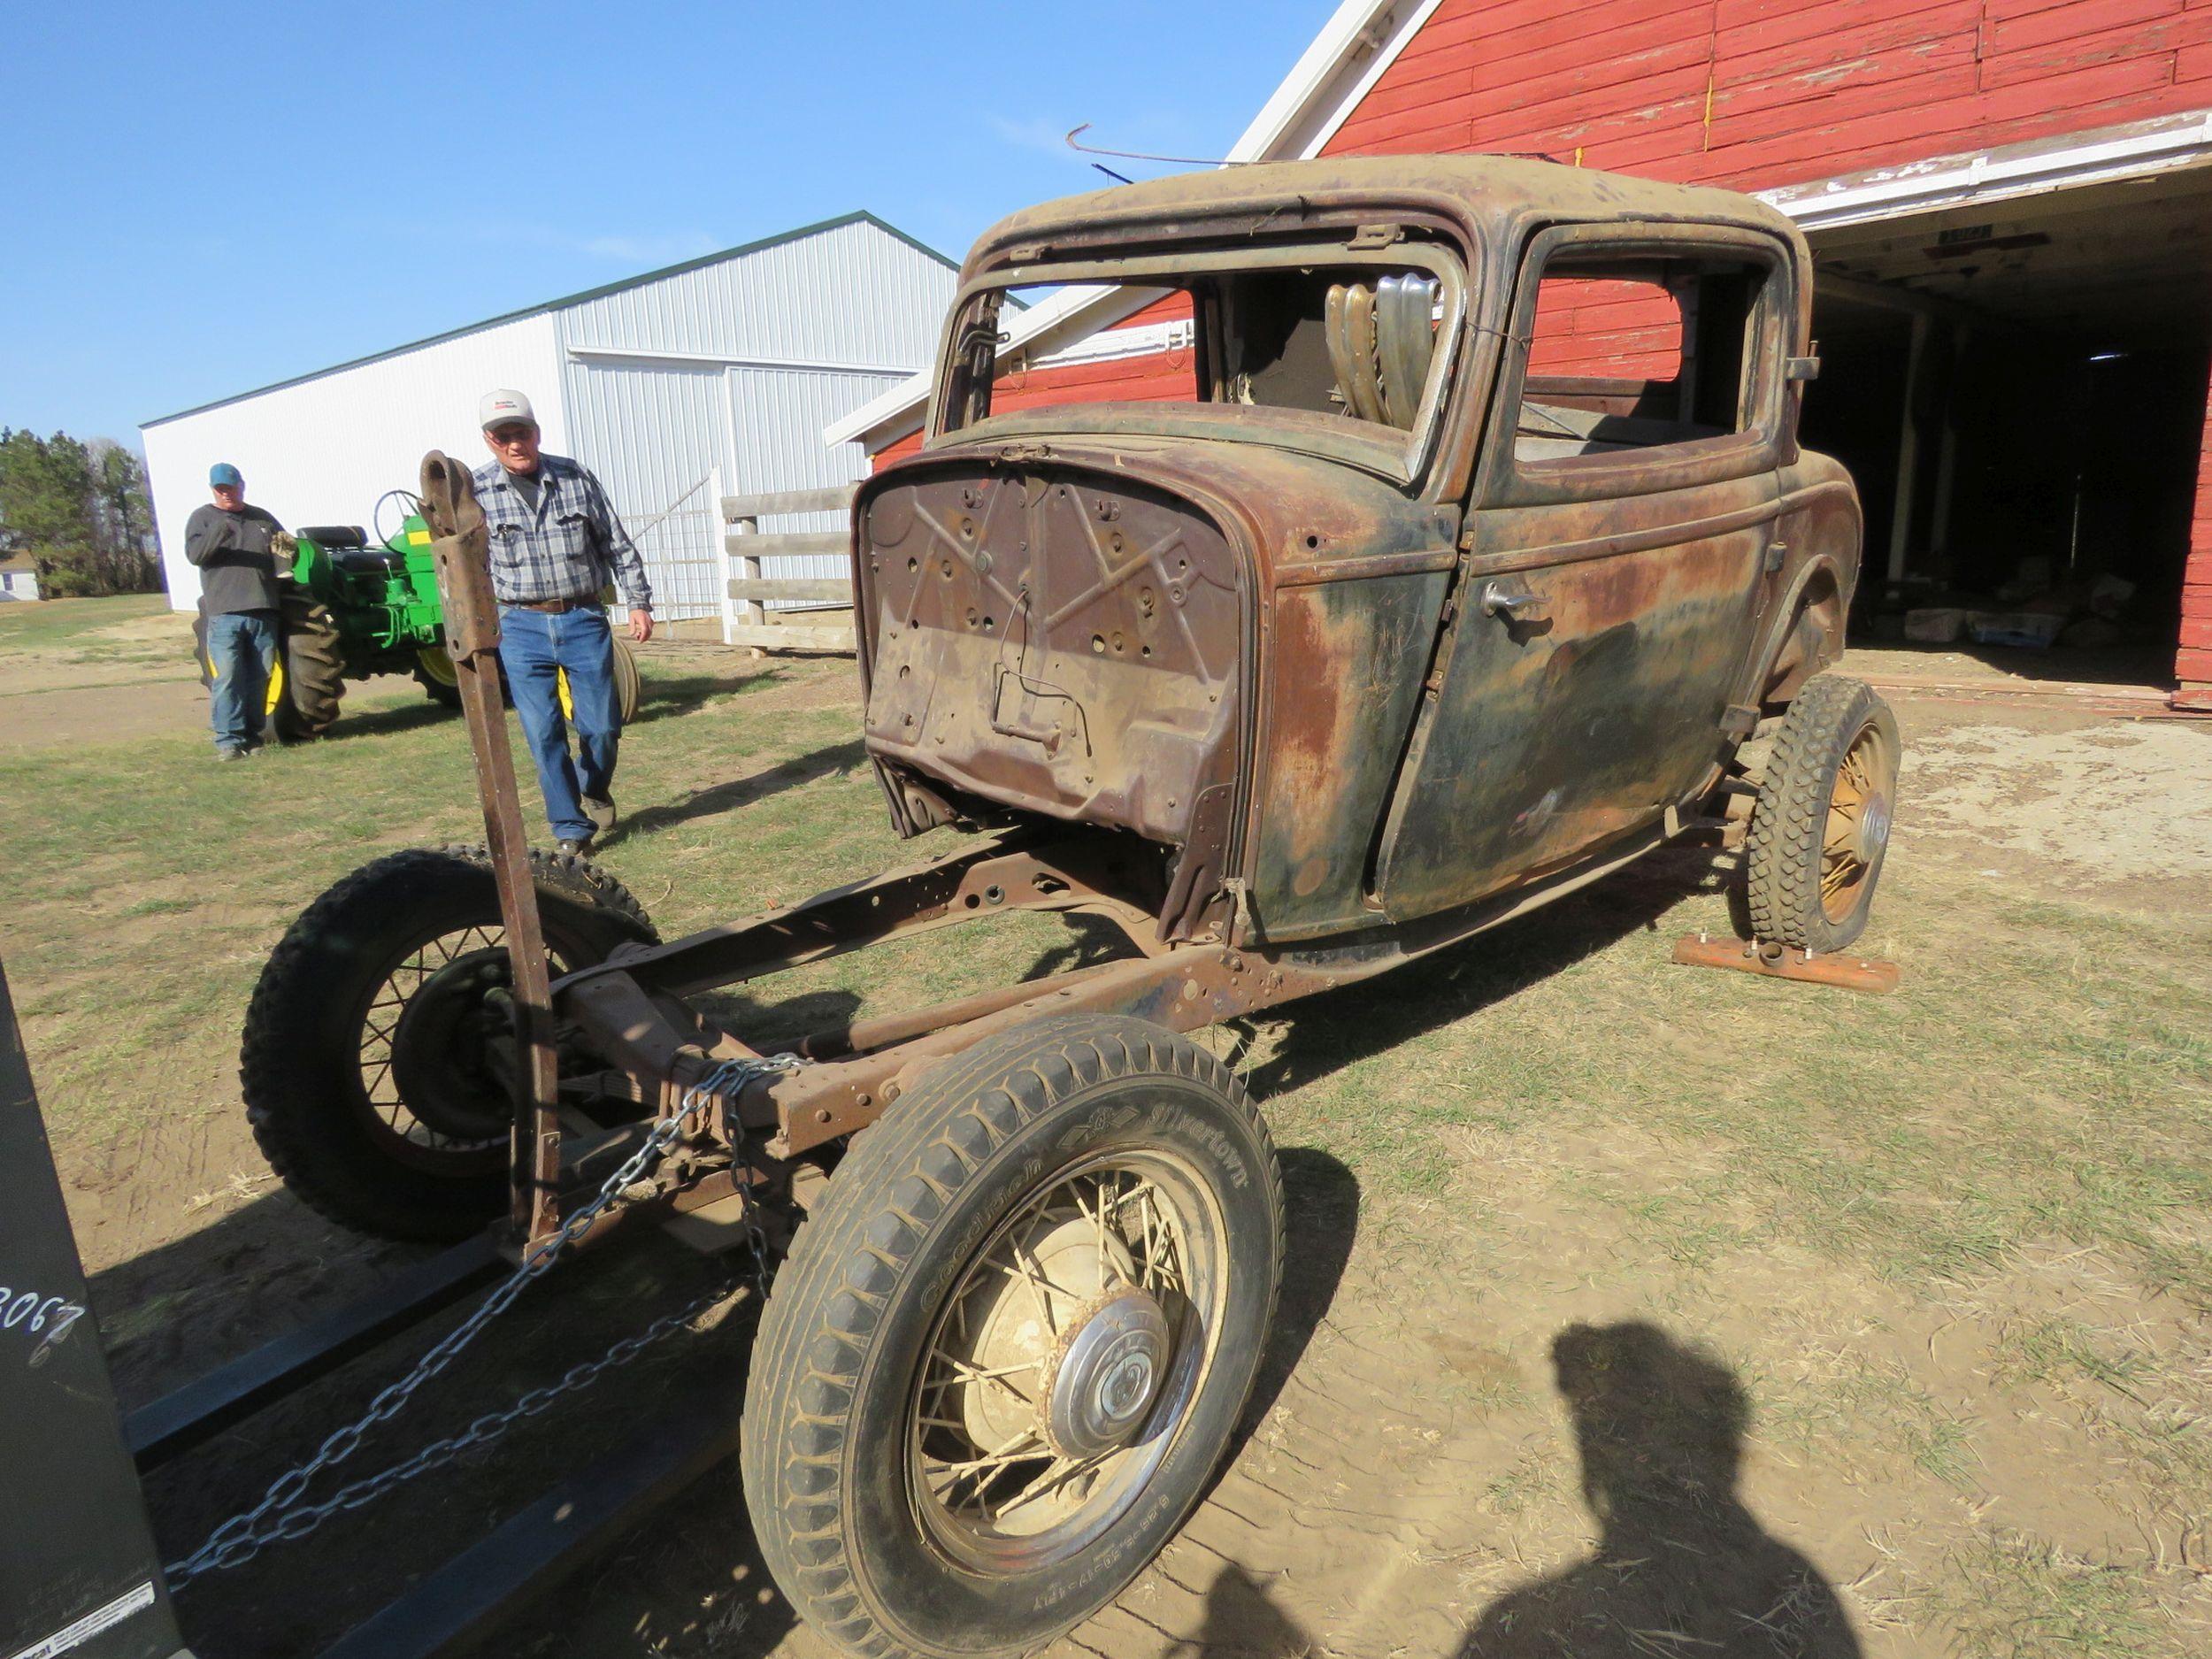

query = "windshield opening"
[935,240,1465,479]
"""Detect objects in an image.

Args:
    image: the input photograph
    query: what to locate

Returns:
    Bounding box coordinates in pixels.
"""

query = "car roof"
[971,153,1804,270]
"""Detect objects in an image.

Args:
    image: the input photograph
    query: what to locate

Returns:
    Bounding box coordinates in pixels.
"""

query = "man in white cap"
[472,390,653,854]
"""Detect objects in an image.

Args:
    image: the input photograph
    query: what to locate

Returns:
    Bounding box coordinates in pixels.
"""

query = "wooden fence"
[717,480,858,652]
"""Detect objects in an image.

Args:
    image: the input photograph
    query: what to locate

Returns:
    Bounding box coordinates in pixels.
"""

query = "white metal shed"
[142,212,956,619]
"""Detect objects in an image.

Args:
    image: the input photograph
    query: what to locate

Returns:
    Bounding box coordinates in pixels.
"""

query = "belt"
[506,595,597,615]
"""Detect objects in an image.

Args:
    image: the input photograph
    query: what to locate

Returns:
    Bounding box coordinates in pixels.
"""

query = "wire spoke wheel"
[909,1152,1222,1571]
[1745,672,1901,954]
[241,845,655,1240]
[351,921,580,1169]
[743,1015,1283,1658]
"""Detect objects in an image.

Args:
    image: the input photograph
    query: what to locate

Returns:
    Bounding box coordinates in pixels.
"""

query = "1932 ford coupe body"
[244,157,1894,1659]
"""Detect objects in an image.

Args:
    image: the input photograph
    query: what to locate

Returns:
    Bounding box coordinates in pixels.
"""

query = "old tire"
[241,845,657,1241]
[190,613,216,690]
[271,593,347,741]
[1744,672,1900,954]
[742,1015,1284,1659]
[613,636,642,724]
[414,644,463,708]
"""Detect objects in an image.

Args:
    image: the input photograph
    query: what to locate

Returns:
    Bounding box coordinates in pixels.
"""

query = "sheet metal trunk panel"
[861,468,1240,844]
[1375,471,1780,920]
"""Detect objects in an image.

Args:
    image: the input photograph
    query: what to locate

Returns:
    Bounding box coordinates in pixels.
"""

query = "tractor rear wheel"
[742,1015,1284,1659]
[240,845,657,1241]
[271,593,347,741]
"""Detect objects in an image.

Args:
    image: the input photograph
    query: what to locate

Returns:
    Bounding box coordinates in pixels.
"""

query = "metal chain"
[165,1053,800,1588]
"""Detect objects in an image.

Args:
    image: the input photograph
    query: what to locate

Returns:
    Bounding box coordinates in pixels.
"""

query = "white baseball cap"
[479,388,536,430]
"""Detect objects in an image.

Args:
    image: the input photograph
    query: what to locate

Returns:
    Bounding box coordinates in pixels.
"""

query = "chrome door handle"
[1480,580,1542,618]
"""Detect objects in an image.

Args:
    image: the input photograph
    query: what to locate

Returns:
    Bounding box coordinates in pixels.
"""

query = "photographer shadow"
[1458,1322,1861,1659]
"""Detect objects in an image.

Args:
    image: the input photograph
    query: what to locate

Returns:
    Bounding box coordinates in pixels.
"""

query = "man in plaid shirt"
[472,388,653,854]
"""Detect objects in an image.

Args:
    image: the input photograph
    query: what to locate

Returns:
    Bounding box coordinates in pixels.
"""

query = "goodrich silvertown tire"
[1744,672,1900,954]
[741,1015,1284,1659]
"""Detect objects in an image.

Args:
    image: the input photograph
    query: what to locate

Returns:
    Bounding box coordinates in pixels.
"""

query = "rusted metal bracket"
[418,451,565,1245]
[1671,931,1901,995]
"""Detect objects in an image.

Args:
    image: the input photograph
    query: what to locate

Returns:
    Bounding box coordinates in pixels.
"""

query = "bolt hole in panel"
[862,470,1240,845]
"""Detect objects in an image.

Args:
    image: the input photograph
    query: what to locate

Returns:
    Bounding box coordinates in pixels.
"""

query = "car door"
[1371,221,1797,922]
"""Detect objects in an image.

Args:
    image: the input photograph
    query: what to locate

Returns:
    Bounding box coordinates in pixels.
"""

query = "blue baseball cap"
[209,463,242,488]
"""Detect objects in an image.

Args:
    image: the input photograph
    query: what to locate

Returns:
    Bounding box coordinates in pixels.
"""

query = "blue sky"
[0,1,1339,447]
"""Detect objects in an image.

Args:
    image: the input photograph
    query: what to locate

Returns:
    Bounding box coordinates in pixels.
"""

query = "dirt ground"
[6,595,2210,1659]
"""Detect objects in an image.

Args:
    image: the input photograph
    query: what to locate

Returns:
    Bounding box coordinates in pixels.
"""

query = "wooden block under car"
[1671,931,1901,995]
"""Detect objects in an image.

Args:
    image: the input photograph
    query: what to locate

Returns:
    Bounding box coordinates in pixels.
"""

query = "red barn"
[829,0,2212,707]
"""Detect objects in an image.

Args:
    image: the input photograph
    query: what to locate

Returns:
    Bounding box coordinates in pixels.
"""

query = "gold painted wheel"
[1820,719,1895,925]
[909,1151,1217,1568]
[1745,672,1901,954]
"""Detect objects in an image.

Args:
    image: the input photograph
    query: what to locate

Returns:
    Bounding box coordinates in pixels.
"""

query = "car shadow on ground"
[600,736,867,847]
[1240,843,1736,1102]
[1240,1147,1357,1438]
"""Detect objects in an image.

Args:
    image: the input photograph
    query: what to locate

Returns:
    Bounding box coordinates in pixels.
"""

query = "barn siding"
[1324,0,2212,190]
[2180,398,2212,702]
[1323,0,2212,699]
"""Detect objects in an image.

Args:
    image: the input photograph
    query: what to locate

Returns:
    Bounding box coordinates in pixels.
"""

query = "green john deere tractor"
[194,491,641,741]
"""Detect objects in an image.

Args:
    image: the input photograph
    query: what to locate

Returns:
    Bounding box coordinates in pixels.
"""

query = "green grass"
[0,591,170,660]
[1926,1534,2169,1659]
[7,618,2212,1656]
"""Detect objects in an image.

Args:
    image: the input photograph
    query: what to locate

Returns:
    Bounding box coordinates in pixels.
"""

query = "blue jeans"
[497,604,622,843]
[206,610,277,753]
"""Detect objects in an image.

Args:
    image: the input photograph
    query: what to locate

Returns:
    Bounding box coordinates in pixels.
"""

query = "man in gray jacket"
[185,463,288,758]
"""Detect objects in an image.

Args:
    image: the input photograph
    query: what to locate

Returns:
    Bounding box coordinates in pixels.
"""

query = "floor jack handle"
[418,451,563,1247]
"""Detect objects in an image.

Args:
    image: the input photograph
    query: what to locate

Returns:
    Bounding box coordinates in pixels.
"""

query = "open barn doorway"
[1799,160,2212,690]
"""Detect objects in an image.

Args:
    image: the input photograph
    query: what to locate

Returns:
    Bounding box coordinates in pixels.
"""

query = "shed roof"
[144,211,957,430]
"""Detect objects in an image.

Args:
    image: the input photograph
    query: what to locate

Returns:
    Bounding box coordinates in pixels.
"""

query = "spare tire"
[241,845,657,1241]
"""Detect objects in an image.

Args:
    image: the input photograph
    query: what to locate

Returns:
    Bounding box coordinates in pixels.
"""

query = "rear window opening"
[1516,253,1772,462]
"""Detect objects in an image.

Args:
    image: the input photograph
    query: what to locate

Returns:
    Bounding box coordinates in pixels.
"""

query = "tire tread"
[239,844,654,1238]
[742,1016,1283,1659]
[1744,672,1895,952]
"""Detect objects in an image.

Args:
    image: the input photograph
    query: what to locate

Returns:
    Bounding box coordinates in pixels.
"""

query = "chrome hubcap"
[1042,1286,1170,1457]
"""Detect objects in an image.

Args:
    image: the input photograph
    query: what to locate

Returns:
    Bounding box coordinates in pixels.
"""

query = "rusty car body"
[244,156,1873,1659]
[562,155,1859,1150]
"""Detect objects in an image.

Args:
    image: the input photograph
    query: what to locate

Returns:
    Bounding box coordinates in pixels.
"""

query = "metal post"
[711,466,734,646]
[418,452,562,1247]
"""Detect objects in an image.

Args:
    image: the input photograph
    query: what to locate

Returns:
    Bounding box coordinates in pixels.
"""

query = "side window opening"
[1516,253,1769,464]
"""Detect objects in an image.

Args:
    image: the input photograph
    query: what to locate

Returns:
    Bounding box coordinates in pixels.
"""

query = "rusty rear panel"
[1248,569,1452,940]
[860,465,1241,846]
